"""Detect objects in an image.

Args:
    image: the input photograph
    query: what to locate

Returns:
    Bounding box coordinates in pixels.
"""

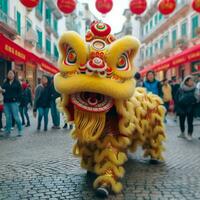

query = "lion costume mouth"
[70,92,113,113]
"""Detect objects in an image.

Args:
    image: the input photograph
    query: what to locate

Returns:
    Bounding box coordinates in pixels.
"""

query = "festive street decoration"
[129,0,147,15]
[54,21,166,198]
[20,0,39,9]
[192,0,200,13]
[57,0,76,14]
[95,0,113,14]
[158,0,176,15]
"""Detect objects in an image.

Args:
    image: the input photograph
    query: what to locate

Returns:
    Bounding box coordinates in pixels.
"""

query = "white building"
[138,0,200,80]
[0,0,64,88]
[65,1,97,38]
[115,9,140,68]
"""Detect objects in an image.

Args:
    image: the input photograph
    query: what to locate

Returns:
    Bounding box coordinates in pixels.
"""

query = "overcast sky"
[59,0,130,34]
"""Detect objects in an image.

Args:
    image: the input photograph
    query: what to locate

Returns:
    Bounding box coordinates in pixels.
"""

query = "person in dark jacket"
[176,75,199,140]
[19,82,32,127]
[171,78,180,121]
[33,75,51,131]
[134,72,143,87]
[143,70,162,97]
[50,77,60,129]
[2,70,22,136]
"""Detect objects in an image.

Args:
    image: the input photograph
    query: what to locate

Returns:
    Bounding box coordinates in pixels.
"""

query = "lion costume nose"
[86,57,107,72]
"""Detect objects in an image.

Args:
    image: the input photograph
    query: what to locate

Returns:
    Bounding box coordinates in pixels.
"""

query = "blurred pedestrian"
[2,70,23,136]
[19,81,32,127]
[134,72,143,87]
[50,77,60,129]
[171,78,180,121]
[33,75,51,131]
[176,76,200,140]
[143,70,162,97]
[0,86,5,132]
[162,78,172,123]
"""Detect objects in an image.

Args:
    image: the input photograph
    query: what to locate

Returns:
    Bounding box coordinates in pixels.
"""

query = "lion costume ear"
[58,31,88,72]
[106,36,140,78]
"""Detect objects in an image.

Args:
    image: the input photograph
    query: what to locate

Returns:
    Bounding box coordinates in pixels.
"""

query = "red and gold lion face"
[54,21,140,123]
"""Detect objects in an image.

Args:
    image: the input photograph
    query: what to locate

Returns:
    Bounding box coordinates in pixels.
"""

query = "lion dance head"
[54,21,140,143]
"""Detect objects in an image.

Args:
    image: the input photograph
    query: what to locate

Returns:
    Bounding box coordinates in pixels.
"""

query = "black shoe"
[37,125,41,131]
[44,128,47,132]
[26,124,30,127]
[149,159,160,165]
[63,124,68,129]
[96,187,109,198]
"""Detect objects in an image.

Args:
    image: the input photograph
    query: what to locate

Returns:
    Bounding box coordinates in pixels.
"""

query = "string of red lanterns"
[129,0,147,15]
[19,0,200,17]
[158,0,176,15]
[57,0,76,14]
[192,0,200,13]
[95,0,113,15]
[20,0,39,9]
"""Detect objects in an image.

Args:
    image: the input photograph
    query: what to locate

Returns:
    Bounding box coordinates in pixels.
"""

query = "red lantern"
[20,0,39,9]
[158,0,176,15]
[95,0,113,15]
[129,0,147,15]
[192,0,200,13]
[57,0,76,14]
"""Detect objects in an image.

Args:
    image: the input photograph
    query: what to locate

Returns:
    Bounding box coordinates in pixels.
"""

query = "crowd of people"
[0,70,71,137]
[135,70,200,141]
[0,69,200,140]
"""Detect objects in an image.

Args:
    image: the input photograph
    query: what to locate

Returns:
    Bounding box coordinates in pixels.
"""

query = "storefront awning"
[0,33,59,74]
[140,44,200,76]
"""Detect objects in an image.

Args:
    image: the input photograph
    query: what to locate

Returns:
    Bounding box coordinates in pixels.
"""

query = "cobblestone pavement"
[0,115,200,200]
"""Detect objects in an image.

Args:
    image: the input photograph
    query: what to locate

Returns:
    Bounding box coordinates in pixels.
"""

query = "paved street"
[0,115,200,200]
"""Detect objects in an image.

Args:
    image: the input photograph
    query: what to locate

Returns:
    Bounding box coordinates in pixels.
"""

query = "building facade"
[115,9,140,67]
[138,0,200,81]
[0,0,63,89]
[65,1,97,38]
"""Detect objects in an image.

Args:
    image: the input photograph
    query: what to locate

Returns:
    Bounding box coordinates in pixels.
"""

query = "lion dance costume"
[54,22,166,197]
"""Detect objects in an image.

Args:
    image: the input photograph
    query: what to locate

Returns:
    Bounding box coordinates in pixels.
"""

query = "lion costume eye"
[116,53,129,71]
[64,46,77,65]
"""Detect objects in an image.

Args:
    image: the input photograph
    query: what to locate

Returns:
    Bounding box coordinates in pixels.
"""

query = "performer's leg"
[93,134,130,197]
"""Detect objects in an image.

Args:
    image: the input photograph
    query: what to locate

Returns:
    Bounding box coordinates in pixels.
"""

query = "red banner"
[0,33,59,74]
[140,44,200,75]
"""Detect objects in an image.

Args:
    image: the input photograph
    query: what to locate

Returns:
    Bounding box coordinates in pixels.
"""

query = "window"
[0,0,8,14]
[54,44,59,60]
[45,4,51,26]
[164,34,169,43]
[154,42,158,51]
[45,36,51,56]
[26,18,32,32]
[160,38,164,49]
[145,24,148,34]
[150,46,153,57]
[36,28,43,49]
[172,29,177,48]
[181,21,187,37]
[154,14,158,26]
[192,15,199,38]
[17,11,21,35]
[150,19,153,30]
[146,47,149,58]
[53,17,58,33]
[159,13,163,21]
[36,0,43,18]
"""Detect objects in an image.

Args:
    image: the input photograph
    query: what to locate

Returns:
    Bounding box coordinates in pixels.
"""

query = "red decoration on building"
[20,0,39,9]
[129,0,147,15]
[95,0,113,14]
[158,0,176,15]
[192,0,200,13]
[57,0,76,14]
